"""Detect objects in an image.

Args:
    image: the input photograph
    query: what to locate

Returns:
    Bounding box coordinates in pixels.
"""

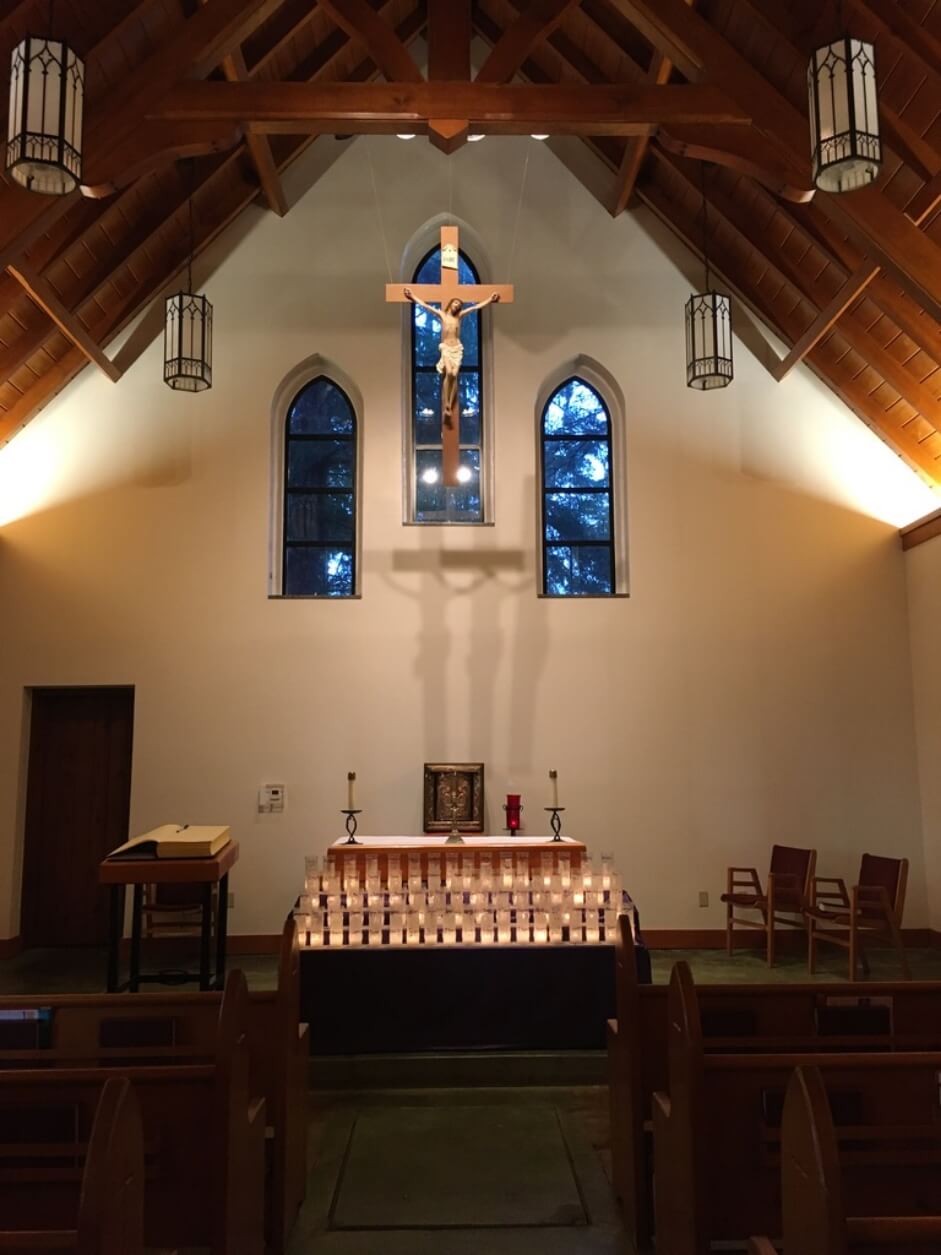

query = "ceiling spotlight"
[397,133,416,140]
[421,467,440,485]
[456,466,472,484]
[467,134,485,142]
[530,133,549,141]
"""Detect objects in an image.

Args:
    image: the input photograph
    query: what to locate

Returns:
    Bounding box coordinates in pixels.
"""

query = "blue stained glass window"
[283,376,357,596]
[541,378,615,596]
[410,245,485,523]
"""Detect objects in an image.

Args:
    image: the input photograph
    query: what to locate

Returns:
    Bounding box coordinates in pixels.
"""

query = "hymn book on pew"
[106,824,230,860]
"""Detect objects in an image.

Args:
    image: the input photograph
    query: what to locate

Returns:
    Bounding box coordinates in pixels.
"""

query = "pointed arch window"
[540,377,616,597]
[409,244,486,524]
[282,376,357,597]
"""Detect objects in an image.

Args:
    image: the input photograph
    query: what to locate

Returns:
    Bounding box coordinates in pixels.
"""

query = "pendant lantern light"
[808,2,881,194]
[685,165,733,391]
[164,164,213,393]
[6,2,84,196]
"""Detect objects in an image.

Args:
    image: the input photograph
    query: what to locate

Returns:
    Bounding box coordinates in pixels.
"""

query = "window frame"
[400,217,495,526]
[269,355,363,599]
[535,358,630,599]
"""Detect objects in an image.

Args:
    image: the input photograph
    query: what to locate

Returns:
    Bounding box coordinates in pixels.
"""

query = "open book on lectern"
[106,824,230,860]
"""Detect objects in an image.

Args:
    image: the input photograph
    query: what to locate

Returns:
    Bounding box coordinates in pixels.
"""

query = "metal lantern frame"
[164,166,213,392]
[685,166,733,391]
[808,35,881,193]
[7,33,84,196]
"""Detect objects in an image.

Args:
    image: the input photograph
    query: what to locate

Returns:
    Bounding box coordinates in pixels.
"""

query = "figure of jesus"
[404,289,500,427]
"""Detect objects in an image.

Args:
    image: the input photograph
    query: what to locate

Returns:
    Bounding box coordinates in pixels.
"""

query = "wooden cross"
[386,225,514,487]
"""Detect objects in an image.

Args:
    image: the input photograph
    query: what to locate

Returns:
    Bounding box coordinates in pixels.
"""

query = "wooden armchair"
[721,844,816,966]
[807,853,909,980]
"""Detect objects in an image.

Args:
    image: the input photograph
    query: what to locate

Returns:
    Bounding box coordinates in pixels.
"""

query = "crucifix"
[386,225,514,487]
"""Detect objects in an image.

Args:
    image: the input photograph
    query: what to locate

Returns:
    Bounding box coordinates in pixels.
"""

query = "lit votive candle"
[497,909,512,943]
[534,911,549,943]
[477,910,494,944]
[406,911,421,945]
[454,908,465,939]
[573,888,585,907]
[389,911,405,944]
[309,909,324,947]
[328,912,344,946]
[549,911,563,943]
[604,909,618,940]
[349,911,363,945]
[443,912,457,945]
[585,909,600,944]
[368,913,382,945]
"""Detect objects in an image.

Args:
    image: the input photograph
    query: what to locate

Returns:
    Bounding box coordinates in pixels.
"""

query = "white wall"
[1,136,937,938]
[907,533,941,929]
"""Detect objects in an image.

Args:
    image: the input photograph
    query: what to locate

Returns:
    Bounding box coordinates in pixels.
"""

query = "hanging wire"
[366,143,394,283]
[700,161,711,292]
[506,146,531,283]
[187,158,195,293]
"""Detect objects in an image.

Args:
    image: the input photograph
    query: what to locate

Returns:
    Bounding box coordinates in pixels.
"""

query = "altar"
[296,834,650,1053]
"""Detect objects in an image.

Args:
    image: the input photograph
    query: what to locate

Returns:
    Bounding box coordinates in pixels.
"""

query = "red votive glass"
[505,793,522,832]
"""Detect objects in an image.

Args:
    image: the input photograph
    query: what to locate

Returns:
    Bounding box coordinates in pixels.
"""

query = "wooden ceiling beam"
[661,154,941,428]
[848,0,941,82]
[428,0,471,80]
[608,0,941,326]
[82,120,244,197]
[8,264,122,382]
[773,261,878,381]
[153,79,751,133]
[0,0,285,285]
[0,1,426,447]
[476,0,581,83]
[637,172,940,483]
[612,0,691,216]
[242,0,319,76]
[317,0,422,81]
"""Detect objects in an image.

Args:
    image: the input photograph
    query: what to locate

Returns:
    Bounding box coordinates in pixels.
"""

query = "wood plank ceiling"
[0,0,938,491]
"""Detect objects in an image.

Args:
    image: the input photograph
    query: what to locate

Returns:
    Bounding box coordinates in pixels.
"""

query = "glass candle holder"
[604,908,618,940]
[534,911,549,943]
[309,908,324,946]
[566,910,579,942]
[454,907,465,939]
[451,871,464,895]
[366,874,380,897]
[349,911,364,945]
[497,909,512,943]
[366,854,379,877]
[305,855,320,881]
[388,891,404,912]
[328,911,344,946]
[477,910,494,944]
[368,912,383,945]
[426,890,441,913]
[585,909,600,943]
[326,892,342,911]
[410,888,427,911]
[406,911,421,945]
[443,911,457,945]
[559,860,572,890]
[389,911,405,944]
[388,867,403,894]
[345,867,361,893]
[424,913,440,944]
[572,888,585,908]
[480,867,494,893]
[549,911,563,943]
[501,857,514,889]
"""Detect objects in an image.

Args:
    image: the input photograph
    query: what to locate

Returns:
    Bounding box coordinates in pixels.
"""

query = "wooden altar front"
[326,835,587,885]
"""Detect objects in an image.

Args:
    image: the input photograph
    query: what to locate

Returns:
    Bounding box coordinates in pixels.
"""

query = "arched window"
[282,375,357,597]
[540,377,616,597]
[410,245,485,523]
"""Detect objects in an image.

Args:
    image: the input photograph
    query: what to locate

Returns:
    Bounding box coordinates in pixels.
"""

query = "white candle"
[550,769,559,808]
[347,771,356,809]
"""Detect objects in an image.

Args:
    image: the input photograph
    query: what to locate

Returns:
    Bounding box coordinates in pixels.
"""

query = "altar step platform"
[296,836,651,1055]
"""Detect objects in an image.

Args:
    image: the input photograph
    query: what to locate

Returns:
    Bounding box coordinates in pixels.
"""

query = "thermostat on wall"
[258,784,285,813]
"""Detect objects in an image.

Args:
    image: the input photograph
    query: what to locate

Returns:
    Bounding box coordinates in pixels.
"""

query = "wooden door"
[21,687,134,948]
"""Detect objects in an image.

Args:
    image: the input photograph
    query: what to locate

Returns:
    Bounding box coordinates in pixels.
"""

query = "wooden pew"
[653,963,941,1255]
[0,970,265,1255]
[606,916,941,1250]
[0,1077,144,1255]
[0,915,307,1254]
[749,1065,941,1255]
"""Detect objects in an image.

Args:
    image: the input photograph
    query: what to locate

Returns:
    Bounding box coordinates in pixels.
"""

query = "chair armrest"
[727,866,762,895]
[853,884,893,917]
[748,1240,779,1255]
[811,876,849,909]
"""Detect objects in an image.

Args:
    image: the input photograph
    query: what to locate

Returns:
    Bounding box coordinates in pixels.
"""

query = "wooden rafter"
[153,80,751,134]
[318,0,422,81]
[612,0,694,216]
[607,0,941,326]
[849,0,941,81]
[476,0,581,83]
[8,265,122,383]
[428,0,471,80]
[0,0,425,448]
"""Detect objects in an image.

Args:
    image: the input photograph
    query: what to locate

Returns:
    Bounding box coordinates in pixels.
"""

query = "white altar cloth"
[329,835,582,848]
